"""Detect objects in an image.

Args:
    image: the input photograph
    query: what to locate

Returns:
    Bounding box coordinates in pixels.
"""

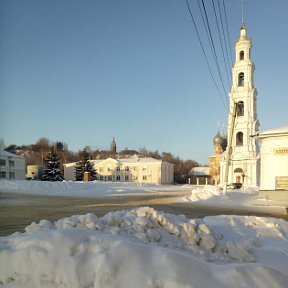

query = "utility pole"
[223,101,237,193]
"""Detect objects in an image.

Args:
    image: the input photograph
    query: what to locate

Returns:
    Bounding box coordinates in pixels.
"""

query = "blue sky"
[0,0,287,165]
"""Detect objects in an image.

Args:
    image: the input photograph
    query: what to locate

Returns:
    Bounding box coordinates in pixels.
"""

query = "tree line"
[4,137,200,183]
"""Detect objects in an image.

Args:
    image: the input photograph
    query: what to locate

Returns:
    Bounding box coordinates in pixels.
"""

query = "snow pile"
[24,207,254,262]
[1,207,288,288]
[190,186,225,201]
[189,185,258,203]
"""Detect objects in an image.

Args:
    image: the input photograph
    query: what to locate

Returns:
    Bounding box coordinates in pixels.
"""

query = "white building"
[189,167,210,185]
[64,156,174,184]
[255,126,288,201]
[0,150,25,180]
[220,23,260,188]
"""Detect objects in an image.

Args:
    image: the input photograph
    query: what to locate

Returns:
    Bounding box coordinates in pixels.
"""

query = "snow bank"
[0,180,191,198]
[190,186,225,201]
[1,207,287,288]
[189,185,258,203]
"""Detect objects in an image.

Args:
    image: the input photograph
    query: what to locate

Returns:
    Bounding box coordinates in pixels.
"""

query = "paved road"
[1,192,287,236]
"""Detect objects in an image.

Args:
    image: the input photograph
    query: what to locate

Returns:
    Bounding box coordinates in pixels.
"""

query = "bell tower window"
[239,50,244,60]
[236,101,244,116]
[238,72,244,87]
[236,132,243,146]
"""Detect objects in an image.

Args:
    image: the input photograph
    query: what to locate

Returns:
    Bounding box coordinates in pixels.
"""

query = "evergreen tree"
[74,149,97,181]
[84,160,97,181]
[42,151,64,181]
[81,149,90,163]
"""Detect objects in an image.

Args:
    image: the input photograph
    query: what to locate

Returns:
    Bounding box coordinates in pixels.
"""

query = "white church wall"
[258,131,288,192]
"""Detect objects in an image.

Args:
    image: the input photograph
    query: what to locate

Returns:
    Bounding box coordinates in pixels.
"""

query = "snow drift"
[1,207,287,288]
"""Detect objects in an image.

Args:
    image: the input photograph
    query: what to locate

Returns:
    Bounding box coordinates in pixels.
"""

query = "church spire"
[241,0,245,26]
[110,137,117,159]
[240,22,247,38]
[240,0,247,38]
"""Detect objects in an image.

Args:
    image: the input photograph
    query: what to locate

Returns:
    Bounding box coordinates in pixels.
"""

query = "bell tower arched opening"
[236,101,244,116]
[236,132,243,146]
[238,72,244,86]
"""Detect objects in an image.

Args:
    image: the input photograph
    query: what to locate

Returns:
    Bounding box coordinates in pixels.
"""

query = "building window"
[116,166,120,172]
[125,166,129,172]
[9,160,15,167]
[236,132,243,146]
[0,159,6,166]
[239,51,244,60]
[9,172,15,179]
[116,175,121,181]
[234,168,243,173]
[1,171,6,179]
[236,101,244,116]
[238,72,244,87]
[125,175,129,181]
[142,175,147,181]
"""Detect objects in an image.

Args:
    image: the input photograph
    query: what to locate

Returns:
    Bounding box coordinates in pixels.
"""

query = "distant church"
[210,23,260,188]
[209,131,227,185]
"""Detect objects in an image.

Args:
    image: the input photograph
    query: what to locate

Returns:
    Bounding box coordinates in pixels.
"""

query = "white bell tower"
[220,23,260,188]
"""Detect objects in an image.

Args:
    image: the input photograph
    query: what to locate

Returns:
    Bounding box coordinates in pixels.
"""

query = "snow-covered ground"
[0,180,288,287]
[1,179,286,214]
[0,180,192,197]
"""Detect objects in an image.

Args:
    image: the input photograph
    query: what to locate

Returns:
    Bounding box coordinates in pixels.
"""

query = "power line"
[196,0,214,61]
[200,0,228,98]
[222,0,234,67]
[185,0,228,111]
[196,0,230,103]
[212,0,231,93]
[216,0,233,80]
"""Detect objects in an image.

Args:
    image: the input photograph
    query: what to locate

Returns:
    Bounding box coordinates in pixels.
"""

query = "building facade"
[64,156,174,184]
[189,167,210,185]
[220,23,260,188]
[26,165,44,180]
[255,126,288,200]
[0,150,25,180]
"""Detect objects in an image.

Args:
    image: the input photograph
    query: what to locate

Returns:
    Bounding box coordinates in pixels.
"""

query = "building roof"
[189,167,210,176]
[256,125,288,138]
[93,157,164,165]
[118,157,163,164]
[64,156,171,167]
[0,150,24,159]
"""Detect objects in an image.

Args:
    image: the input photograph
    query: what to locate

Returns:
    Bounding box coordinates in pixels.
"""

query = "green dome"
[213,132,224,145]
